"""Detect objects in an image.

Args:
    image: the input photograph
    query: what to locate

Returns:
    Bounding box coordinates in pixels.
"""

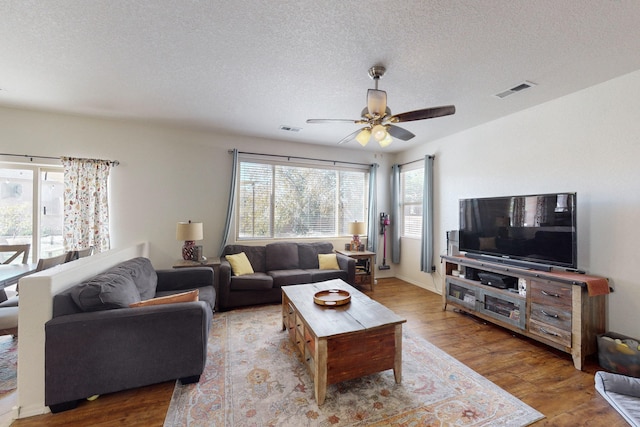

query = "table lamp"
[348,221,366,251]
[176,220,203,260]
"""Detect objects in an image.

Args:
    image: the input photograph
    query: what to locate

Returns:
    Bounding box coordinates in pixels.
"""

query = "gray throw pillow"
[110,257,158,300]
[71,272,141,311]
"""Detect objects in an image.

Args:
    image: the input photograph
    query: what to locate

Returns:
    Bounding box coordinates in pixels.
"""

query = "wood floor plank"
[3,278,627,426]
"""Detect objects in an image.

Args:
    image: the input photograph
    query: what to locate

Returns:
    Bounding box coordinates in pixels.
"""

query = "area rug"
[164,305,544,426]
[0,336,18,396]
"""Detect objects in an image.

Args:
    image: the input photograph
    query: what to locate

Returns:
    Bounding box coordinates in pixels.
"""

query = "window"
[237,159,368,240]
[401,166,424,238]
[0,164,64,263]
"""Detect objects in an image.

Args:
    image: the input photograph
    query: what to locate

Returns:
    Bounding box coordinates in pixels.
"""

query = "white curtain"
[62,157,113,253]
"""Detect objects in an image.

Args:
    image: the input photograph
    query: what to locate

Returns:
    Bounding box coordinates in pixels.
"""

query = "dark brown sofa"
[218,242,355,311]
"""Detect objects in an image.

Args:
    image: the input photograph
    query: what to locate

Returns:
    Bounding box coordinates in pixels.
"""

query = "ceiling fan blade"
[337,128,365,145]
[387,125,415,141]
[390,105,456,123]
[306,118,359,124]
[367,89,387,117]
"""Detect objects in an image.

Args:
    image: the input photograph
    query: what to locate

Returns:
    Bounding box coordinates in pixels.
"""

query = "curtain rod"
[231,150,373,167]
[0,152,120,166]
[397,155,434,167]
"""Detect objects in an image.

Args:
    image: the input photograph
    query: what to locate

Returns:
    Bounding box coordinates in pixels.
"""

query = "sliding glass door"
[0,164,64,263]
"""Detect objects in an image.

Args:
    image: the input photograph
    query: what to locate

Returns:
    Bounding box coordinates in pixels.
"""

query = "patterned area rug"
[164,305,544,426]
[0,336,18,396]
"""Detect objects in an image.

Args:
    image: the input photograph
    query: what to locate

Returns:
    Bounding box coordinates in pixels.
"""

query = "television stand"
[441,255,607,370]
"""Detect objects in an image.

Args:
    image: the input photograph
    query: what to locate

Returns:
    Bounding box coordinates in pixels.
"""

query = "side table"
[334,250,376,291]
[173,257,221,310]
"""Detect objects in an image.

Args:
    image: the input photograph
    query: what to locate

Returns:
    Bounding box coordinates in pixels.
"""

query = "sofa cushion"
[297,243,318,269]
[230,273,273,291]
[318,253,340,270]
[129,289,199,308]
[110,257,158,300]
[268,269,311,288]
[71,272,141,312]
[226,252,254,276]
[266,243,299,271]
[298,242,334,269]
[223,245,266,273]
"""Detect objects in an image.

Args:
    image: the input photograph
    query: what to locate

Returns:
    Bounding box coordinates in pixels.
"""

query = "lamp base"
[182,241,196,260]
[350,235,362,251]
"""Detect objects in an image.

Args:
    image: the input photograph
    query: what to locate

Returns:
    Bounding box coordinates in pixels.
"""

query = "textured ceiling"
[2,1,640,152]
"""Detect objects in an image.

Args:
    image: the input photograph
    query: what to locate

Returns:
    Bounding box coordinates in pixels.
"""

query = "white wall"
[2,69,638,338]
[394,69,640,338]
[0,107,393,272]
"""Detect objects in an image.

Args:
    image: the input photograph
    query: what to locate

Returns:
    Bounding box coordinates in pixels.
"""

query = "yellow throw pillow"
[129,289,199,308]
[318,253,340,270]
[226,252,254,276]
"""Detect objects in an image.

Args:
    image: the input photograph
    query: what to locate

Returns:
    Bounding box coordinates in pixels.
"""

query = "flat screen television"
[459,192,577,270]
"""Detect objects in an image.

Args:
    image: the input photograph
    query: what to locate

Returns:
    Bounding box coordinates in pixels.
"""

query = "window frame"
[400,163,424,240]
[235,156,370,241]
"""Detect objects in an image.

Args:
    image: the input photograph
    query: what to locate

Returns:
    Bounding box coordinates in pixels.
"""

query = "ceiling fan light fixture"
[356,128,371,146]
[367,89,387,117]
[378,133,393,148]
[372,124,387,142]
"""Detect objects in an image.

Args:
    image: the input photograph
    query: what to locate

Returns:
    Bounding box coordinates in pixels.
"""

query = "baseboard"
[13,400,50,420]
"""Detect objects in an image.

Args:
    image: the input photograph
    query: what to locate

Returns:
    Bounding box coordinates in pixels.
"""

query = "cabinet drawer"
[304,327,315,357]
[304,346,315,375]
[295,329,305,354]
[529,319,571,347]
[530,302,571,331]
[530,280,572,309]
[285,303,296,325]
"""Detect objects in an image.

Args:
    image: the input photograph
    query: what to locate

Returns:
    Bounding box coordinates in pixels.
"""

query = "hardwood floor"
[3,278,625,426]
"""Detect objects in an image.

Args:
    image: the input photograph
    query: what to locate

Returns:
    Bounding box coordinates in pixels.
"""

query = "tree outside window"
[402,168,424,238]
[238,160,368,240]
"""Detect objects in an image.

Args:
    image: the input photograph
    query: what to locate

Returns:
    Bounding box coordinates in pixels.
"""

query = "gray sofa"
[218,242,355,311]
[44,257,215,413]
[595,371,640,426]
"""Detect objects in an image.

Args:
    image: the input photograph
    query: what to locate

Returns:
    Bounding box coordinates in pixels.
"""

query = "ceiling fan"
[306,66,455,147]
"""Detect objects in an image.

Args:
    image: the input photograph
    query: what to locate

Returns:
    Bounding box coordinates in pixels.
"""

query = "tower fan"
[379,213,390,270]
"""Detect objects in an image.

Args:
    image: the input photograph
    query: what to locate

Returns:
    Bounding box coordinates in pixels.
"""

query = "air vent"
[280,125,301,132]
[493,81,537,99]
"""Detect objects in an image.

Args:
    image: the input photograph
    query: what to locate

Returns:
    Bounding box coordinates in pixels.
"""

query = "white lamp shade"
[176,221,203,241]
[372,124,387,142]
[356,128,371,146]
[378,132,393,147]
[367,89,387,116]
[348,221,366,235]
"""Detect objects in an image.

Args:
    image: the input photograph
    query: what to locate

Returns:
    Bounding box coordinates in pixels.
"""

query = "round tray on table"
[313,289,351,306]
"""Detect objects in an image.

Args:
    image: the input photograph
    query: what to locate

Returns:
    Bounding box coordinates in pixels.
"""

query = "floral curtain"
[61,157,113,253]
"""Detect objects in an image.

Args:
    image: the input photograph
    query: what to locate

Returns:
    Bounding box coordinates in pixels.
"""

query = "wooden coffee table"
[282,279,406,405]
